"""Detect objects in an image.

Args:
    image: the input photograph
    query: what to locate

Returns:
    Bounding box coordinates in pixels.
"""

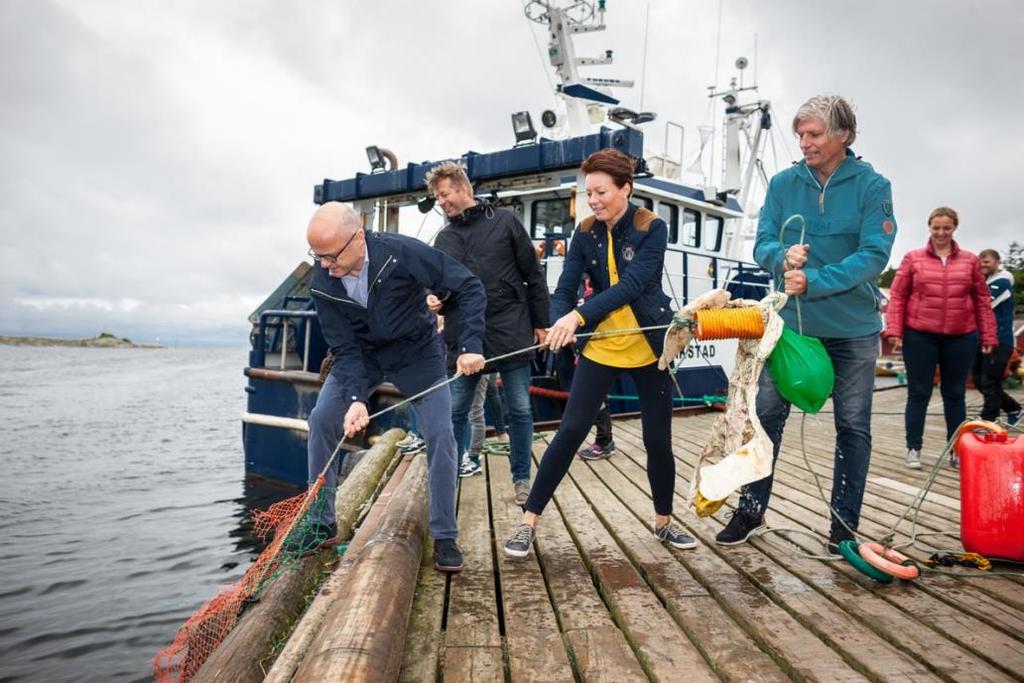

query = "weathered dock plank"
[398,536,445,683]
[387,384,1024,682]
[619,416,1024,680]
[541,441,719,682]
[523,453,648,683]
[577,456,866,682]
[665,416,1024,611]
[611,424,943,681]
[441,455,504,679]
[567,459,795,682]
[488,452,575,682]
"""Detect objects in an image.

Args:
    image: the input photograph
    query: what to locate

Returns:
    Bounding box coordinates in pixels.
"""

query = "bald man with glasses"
[303,201,486,572]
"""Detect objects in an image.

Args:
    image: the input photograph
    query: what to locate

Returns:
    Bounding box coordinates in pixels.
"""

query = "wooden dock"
[399,387,1024,682]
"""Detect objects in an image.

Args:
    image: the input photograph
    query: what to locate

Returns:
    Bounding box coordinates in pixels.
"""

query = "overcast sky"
[2,0,1021,344]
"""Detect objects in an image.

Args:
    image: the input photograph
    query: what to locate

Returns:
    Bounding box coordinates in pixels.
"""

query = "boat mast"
[525,1,636,221]
[708,58,772,259]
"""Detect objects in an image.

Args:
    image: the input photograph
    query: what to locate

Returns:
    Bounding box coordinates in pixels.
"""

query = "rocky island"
[0,332,161,349]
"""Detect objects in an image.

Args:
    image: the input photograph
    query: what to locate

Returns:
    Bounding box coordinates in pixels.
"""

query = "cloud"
[1,0,1021,342]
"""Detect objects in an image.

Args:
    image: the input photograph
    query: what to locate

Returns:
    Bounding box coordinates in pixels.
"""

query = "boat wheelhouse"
[242,1,774,485]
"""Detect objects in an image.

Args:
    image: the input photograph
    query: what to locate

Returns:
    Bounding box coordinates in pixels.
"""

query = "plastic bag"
[767,326,834,413]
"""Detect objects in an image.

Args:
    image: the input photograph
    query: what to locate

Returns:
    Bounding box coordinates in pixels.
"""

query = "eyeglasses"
[308,230,359,265]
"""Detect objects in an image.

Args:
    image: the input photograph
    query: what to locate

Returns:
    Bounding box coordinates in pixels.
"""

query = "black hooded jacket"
[433,202,550,369]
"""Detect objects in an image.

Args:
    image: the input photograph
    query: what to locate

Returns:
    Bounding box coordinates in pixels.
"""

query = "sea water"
[0,345,297,682]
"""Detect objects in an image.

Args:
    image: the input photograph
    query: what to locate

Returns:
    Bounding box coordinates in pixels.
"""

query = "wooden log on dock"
[291,453,428,683]
[191,428,405,683]
[264,454,413,683]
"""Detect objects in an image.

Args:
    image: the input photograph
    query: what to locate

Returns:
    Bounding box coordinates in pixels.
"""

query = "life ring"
[858,542,920,580]
[838,540,893,583]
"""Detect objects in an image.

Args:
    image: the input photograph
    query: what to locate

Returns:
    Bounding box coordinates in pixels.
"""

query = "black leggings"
[525,356,676,516]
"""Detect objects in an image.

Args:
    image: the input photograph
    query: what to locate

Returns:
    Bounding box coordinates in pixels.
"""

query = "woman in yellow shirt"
[504,149,695,557]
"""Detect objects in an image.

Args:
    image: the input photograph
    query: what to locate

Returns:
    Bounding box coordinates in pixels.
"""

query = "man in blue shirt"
[973,249,1021,425]
[715,94,896,554]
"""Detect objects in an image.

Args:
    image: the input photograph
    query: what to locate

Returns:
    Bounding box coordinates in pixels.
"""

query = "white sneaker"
[905,448,922,469]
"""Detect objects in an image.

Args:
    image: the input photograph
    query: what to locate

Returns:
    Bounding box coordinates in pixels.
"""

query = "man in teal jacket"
[716,94,897,554]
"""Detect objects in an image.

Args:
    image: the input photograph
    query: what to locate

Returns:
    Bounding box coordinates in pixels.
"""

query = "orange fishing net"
[152,475,329,682]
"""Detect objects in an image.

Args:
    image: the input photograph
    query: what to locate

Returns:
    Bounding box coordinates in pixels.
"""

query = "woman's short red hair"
[580,149,637,192]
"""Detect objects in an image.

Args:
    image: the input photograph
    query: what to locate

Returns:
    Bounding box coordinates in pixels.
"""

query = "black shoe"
[826,525,856,555]
[283,521,338,556]
[715,509,766,546]
[433,538,464,573]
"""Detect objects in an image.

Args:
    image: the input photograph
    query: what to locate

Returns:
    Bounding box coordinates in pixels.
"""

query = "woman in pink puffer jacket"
[885,206,997,469]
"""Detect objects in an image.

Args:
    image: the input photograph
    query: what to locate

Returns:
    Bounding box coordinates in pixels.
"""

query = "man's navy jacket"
[310,231,485,405]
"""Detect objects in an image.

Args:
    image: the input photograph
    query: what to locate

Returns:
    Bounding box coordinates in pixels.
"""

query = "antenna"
[753,33,758,89]
[639,2,651,110]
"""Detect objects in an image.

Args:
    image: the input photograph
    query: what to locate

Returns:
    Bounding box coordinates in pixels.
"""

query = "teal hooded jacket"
[755,148,897,339]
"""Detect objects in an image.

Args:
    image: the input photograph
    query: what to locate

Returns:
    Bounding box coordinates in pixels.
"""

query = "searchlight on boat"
[511,111,538,145]
[365,145,397,173]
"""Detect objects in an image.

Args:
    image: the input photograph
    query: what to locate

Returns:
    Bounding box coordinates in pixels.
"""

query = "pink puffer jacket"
[885,240,997,344]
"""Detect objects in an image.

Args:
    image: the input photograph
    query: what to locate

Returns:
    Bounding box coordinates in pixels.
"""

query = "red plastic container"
[958,431,1024,561]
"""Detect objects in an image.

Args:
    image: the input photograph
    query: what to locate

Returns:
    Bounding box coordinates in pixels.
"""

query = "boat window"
[531,198,573,238]
[631,195,654,210]
[705,214,724,251]
[657,202,679,244]
[682,208,701,247]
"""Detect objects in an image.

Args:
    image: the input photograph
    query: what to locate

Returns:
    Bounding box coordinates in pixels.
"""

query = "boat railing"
[252,309,318,372]
[663,250,771,305]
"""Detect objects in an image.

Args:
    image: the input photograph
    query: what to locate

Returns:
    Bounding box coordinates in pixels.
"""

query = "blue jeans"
[466,374,508,458]
[903,328,978,448]
[739,333,878,533]
[451,362,533,483]
[308,372,459,540]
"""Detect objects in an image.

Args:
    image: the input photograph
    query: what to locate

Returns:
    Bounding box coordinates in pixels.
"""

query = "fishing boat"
[242,0,776,485]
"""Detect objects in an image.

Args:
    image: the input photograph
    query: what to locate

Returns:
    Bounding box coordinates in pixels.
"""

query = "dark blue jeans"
[484,376,509,435]
[738,333,878,533]
[451,362,533,483]
[903,328,978,448]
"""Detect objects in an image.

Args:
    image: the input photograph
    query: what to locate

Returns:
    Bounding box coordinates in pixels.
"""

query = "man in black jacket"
[305,202,486,572]
[425,162,550,506]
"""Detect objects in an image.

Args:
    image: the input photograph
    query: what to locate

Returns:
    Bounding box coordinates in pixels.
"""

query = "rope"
[778,214,806,334]
[756,415,1024,577]
[694,307,765,340]
[607,393,727,405]
[309,323,675,495]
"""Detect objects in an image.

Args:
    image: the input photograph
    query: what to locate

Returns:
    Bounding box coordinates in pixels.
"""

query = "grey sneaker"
[1007,411,1021,427]
[398,433,426,454]
[503,523,535,558]
[458,455,482,478]
[655,521,697,549]
[905,448,922,469]
[513,479,530,506]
